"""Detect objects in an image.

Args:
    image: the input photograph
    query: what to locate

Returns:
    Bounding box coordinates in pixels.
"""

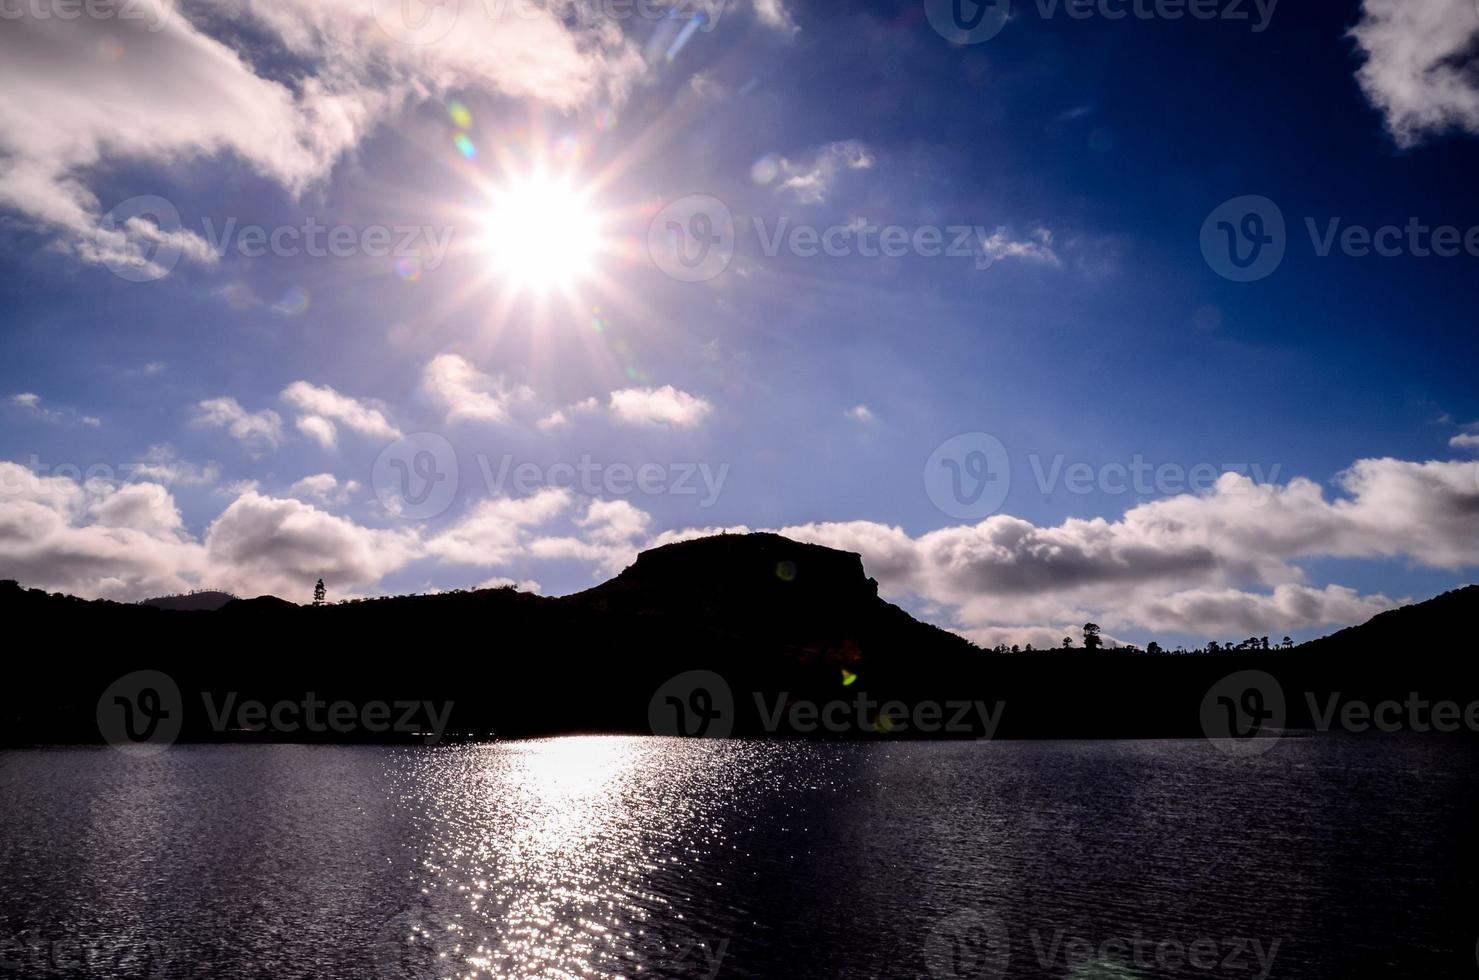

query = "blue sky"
[2,0,1477,648]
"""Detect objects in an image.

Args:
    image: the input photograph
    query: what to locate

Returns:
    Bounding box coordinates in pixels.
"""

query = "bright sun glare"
[482,173,601,292]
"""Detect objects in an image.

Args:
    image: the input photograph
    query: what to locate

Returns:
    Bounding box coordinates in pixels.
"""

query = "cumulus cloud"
[422,354,531,425]
[203,490,420,599]
[769,459,1477,640]
[192,397,284,453]
[3,452,1474,638]
[281,381,400,448]
[0,460,204,600]
[1350,0,1479,147]
[608,385,713,428]
[425,487,574,565]
[525,498,652,574]
[846,404,876,423]
[777,140,873,204]
[288,473,361,506]
[0,0,646,271]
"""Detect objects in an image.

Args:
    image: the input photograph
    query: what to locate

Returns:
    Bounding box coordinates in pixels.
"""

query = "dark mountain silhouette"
[140,590,238,612]
[2,534,1475,743]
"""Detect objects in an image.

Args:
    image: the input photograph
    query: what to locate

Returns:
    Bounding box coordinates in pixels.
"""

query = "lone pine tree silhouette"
[1,534,1475,743]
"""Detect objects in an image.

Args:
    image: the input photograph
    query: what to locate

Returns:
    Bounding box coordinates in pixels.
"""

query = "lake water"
[1,736,1475,979]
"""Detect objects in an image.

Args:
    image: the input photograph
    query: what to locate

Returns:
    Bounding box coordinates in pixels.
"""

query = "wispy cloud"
[777,140,874,204]
[7,392,101,427]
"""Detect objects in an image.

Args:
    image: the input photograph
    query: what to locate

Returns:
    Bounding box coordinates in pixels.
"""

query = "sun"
[480,172,601,293]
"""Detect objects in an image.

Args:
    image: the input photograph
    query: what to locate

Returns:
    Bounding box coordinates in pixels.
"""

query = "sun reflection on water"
[380,737,787,980]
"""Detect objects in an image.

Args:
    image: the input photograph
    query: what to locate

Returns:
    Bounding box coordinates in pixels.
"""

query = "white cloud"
[7,392,101,427]
[132,444,222,488]
[0,460,204,600]
[752,0,799,35]
[767,458,1477,640]
[537,397,600,431]
[425,487,574,565]
[0,0,647,270]
[1450,432,1479,452]
[192,397,283,452]
[204,490,420,599]
[534,498,651,574]
[1350,0,1479,147]
[576,498,651,544]
[777,140,873,204]
[846,404,876,423]
[4,451,1474,638]
[475,576,542,593]
[288,473,361,505]
[608,385,712,428]
[296,415,339,449]
[422,354,531,425]
[978,226,1062,269]
[281,381,401,448]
